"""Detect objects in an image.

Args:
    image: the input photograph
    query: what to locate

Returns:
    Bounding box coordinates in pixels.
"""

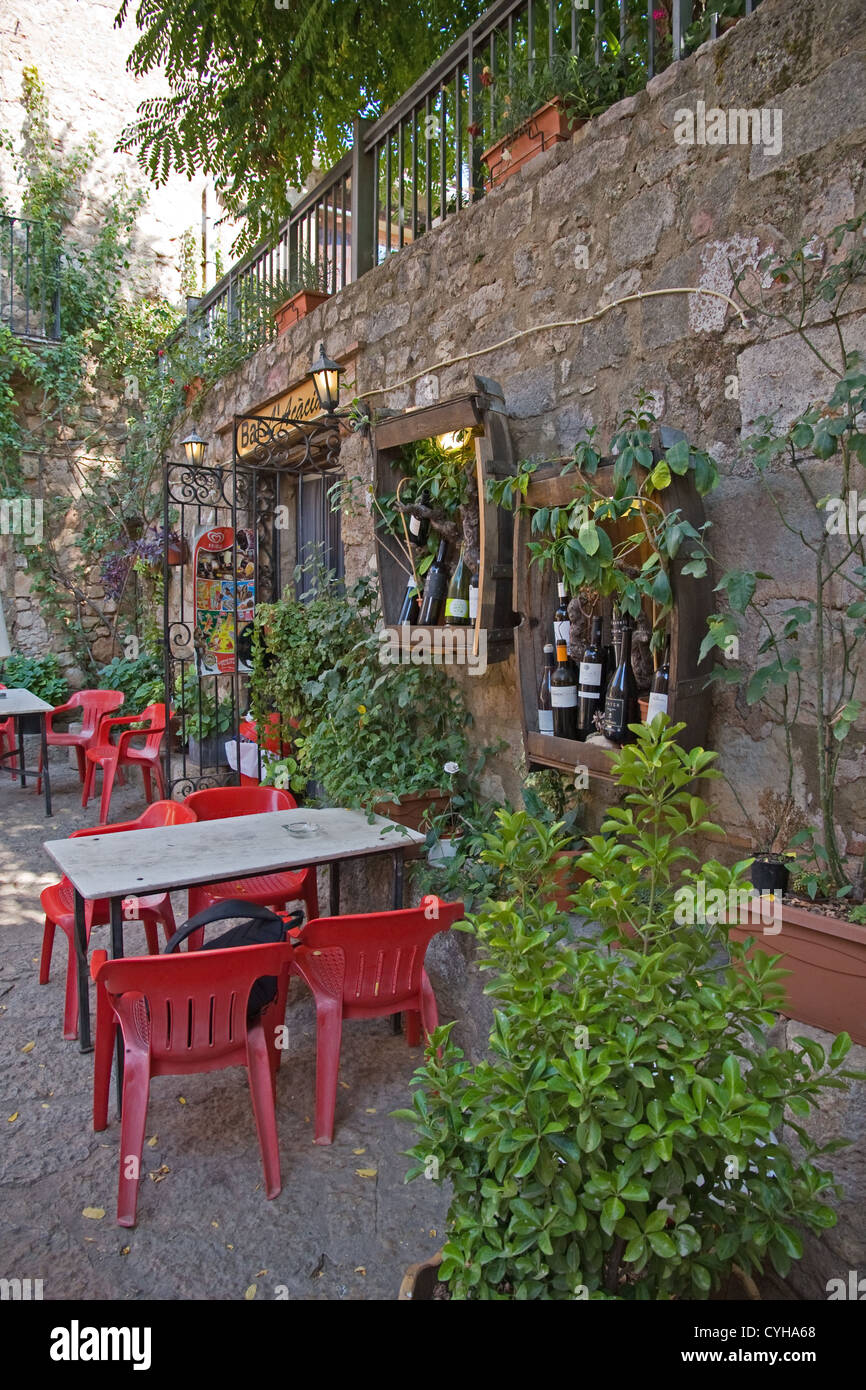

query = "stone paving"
[0,745,448,1301]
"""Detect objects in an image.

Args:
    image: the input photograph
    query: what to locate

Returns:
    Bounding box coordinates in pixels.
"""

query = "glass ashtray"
[284,821,321,837]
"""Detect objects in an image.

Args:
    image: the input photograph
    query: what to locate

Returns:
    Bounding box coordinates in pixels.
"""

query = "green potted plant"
[521,766,586,909]
[273,252,332,334]
[481,52,641,190]
[173,670,235,767]
[706,218,866,1040]
[396,720,860,1300]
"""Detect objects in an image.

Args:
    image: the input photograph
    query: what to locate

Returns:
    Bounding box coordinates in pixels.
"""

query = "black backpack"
[163,899,305,1020]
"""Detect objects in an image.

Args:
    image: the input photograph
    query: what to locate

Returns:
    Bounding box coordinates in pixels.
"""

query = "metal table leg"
[74,889,92,1053]
[16,716,26,787]
[392,850,405,1035]
[110,896,124,1118]
[40,713,52,817]
[329,860,340,916]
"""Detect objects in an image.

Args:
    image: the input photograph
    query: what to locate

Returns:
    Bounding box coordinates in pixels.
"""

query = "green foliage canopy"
[115,0,489,250]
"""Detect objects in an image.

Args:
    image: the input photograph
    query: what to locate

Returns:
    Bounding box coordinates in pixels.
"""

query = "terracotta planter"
[373,788,450,832]
[638,697,650,723]
[398,1250,443,1301]
[274,289,331,335]
[182,375,205,405]
[482,99,585,189]
[165,537,189,566]
[551,849,591,912]
[730,903,866,1045]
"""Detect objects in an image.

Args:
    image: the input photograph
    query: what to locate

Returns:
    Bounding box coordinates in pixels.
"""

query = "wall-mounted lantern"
[310,342,343,415]
[181,428,208,468]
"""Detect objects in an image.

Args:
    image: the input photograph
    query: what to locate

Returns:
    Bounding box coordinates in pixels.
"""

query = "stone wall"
[185,0,866,845]
[0,0,236,299]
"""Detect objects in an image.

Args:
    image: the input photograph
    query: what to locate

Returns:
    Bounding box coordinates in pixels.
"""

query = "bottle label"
[550,686,577,708]
[538,709,554,735]
[445,597,469,618]
[469,585,478,620]
[557,583,567,599]
[604,698,625,732]
[409,513,421,536]
[646,691,669,721]
[553,620,569,644]
[578,662,602,689]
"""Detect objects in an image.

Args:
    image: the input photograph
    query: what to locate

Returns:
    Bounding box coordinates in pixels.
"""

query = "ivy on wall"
[0,70,275,678]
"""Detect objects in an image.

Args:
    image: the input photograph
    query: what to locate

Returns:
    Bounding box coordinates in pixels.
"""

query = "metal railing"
[1,215,62,341]
[178,0,760,351]
[192,152,354,351]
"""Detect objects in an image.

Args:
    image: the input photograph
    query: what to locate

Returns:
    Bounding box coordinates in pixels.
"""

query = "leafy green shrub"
[398,720,860,1299]
[1,652,68,706]
[96,653,164,711]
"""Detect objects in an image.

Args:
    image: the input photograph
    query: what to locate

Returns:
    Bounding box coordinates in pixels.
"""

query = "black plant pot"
[749,859,790,894]
[18,714,43,736]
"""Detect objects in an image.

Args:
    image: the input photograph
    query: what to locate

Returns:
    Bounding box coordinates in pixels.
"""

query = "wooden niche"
[371,376,518,663]
[514,426,715,783]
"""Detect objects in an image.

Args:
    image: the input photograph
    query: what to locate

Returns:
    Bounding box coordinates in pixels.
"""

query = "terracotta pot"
[165,537,189,566]
[373,788,450,832]
[730,903,866,1045]
[482,99,585,189]
[182,375,205,404]
[638,697,650,723]
[274,289,331,335]
[551,849,591,912]
[398,1250,443,1301]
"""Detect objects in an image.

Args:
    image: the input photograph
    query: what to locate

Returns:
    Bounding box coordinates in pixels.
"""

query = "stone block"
[609,184,675,268]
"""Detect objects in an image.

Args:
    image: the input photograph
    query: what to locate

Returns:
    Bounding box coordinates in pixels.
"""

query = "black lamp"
[181,428,208,468]
[310,342,342,415]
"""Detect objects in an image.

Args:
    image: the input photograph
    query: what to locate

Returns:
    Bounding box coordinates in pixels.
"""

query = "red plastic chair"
[91,936,296,1226]
[0,685,16,778]
[183,786,319,931]
[289,896,464,1144]
[39,800,196,1040]
[36,689,125,795]
[83,702,168,824]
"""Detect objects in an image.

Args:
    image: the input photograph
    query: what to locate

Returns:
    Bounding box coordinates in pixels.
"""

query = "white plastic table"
[44,807,424,1056]
[0,686,53,816]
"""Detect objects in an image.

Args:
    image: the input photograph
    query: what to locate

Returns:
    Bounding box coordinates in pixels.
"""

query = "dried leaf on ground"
[82,1207,105,1220]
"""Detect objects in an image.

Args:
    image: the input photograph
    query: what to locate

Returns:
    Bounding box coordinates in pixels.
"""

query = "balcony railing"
[179,0,760,354]
[1,215,62,342]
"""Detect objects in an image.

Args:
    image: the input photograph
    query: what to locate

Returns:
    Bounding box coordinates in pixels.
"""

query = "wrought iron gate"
[162,411,343,797]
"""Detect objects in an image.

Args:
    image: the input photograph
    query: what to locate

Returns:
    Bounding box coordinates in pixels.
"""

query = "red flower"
[480,65,492,88]
[168,378,175,384]
[157,349,165,357]
[467,122,481,138]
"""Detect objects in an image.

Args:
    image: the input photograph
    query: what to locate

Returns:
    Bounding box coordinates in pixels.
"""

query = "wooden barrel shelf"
[513,426,715,782]
[371,376,517,663]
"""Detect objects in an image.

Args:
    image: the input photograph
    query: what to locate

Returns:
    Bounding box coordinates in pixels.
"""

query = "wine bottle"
[551,640,578,739]
[397,572,421,625]
[444,546,470,625]
[537,643,555,736]
[646,641,671,722]
[468,574,479,623]
[553,581,570,646]
[603,617,639,744]
[407,490,431,547]
[418,538,449,624]
[576,616,605,740]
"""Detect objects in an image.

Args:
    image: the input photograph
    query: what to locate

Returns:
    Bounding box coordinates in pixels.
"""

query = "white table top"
[43,806,424,899]
[0,687,53,716]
